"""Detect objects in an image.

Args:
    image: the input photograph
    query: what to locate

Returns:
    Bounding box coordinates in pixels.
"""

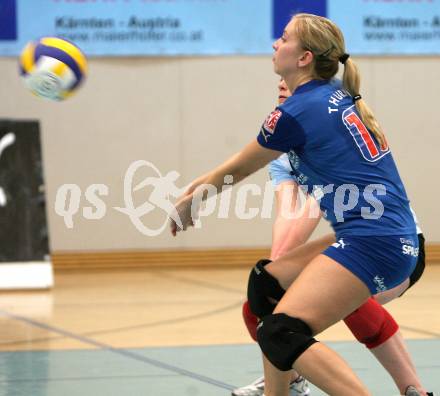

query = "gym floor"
[0,265,439,395]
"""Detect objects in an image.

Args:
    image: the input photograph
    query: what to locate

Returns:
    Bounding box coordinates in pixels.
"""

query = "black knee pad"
[257,313,318,371]
[409,233,425,287]
[247,259,285,318]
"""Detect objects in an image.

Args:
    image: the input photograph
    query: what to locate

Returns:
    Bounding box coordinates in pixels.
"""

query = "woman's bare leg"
[263,254,371,396]
[371,331,425,395]
[262,239,426,395]
[262,355,292,395]
[369,279,427,395]
[374,278,410,305]
[265,235,335,387]
[266,234,335,289]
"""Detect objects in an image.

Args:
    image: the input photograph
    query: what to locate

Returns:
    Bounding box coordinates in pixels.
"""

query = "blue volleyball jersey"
[257,79,416,236]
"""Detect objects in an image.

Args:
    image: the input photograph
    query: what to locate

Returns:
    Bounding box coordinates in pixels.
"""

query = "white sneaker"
[405,386,421,396]
[231,375,310,396]
[404,386,436,396]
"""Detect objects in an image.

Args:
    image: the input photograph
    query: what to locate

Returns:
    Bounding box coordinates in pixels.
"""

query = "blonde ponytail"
[342,58,386,148]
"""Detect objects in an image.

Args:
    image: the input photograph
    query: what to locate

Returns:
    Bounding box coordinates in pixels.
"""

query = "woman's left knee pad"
[256,313,318,371]
[242,301,258,341]
[344,297,398,349]
[247,259,285,318]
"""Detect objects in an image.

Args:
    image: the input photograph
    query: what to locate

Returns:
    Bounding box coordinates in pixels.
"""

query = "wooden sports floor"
[0,264,438,395]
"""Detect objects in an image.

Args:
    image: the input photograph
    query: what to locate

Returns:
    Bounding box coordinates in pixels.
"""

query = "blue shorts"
[269,155,295,187]
[323,234,419,294]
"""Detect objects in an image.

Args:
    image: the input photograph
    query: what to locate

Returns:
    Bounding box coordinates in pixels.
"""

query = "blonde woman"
[232,80,430,396]
[171,14,424,395]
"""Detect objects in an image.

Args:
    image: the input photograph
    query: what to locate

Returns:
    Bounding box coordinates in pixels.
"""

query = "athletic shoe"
[405,387,422,396]
[231,375,310,396]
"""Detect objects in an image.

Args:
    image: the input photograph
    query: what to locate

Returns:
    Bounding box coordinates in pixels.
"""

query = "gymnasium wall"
[0,56,438,252]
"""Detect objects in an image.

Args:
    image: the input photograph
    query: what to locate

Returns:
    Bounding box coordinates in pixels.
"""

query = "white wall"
[0,55,438,251]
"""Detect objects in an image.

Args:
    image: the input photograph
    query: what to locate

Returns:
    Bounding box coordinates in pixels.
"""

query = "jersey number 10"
[343,108,389,162]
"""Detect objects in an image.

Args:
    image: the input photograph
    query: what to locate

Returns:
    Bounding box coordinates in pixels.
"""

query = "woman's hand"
[170,194,198,236]
[170,141,281,236]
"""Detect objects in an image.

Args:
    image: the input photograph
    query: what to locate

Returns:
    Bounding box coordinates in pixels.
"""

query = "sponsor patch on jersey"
[402,244,419,257]
[263,109,282,134]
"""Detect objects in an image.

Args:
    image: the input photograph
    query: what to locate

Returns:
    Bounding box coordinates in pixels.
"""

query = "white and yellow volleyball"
[19,37,87,101]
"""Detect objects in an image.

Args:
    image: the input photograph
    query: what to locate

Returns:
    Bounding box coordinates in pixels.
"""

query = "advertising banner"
[0,0,439,56]
[330,0,440,55]
[0,0,272,56]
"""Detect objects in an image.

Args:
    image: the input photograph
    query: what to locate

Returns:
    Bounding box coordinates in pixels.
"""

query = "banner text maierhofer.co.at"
[1,0,439,56]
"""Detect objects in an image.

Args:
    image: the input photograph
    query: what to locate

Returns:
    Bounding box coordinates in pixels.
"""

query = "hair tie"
[353,94,362,103]
[339,53,350,65]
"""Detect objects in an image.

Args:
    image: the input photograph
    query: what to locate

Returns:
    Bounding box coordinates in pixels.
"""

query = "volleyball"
[19,37,87,101]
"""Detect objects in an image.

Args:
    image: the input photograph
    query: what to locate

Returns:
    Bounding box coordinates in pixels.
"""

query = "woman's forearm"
[191,150,262,201]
